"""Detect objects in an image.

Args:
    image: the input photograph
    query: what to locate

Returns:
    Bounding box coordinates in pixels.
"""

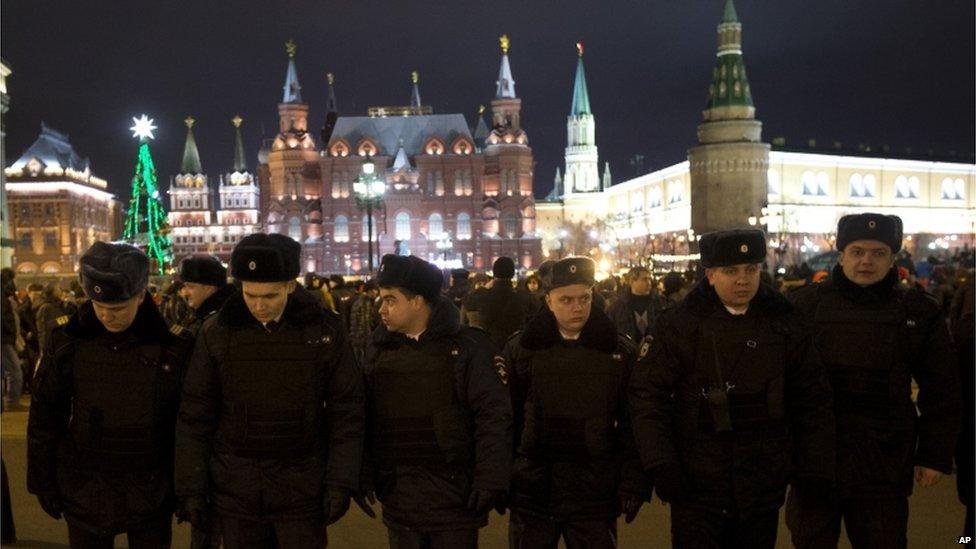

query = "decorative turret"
[601,161,611,190]
[232,115,246,173]
[687,0,769,234]
[473,104,490,151]
[488,35,525,140]
[563,42,600,194]
[180,116,203,175]
[410,70,422,108]
[321,72,339,144]
[495,35,516,99]
[282,40,303,104]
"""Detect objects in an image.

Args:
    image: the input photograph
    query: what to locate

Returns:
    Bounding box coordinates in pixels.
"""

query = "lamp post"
[354,154,386,273]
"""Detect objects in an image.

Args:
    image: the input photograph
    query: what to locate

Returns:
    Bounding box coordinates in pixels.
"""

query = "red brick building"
[257,38,542,274]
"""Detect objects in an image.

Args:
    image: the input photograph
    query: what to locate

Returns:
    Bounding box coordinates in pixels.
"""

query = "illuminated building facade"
[3,123,119,275]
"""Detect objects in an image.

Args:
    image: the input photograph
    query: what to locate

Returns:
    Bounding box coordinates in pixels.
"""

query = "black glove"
[653,463,684,504]
[324,488,351,525]
[619,495,643,523]
[175,496,209,529]
[37,494,63,520]
[792,477,836,506]
[352,492,376,519]
[466,489,505,516]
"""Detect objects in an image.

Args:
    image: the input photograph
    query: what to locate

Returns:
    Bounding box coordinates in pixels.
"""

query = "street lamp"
[353,154,386,273]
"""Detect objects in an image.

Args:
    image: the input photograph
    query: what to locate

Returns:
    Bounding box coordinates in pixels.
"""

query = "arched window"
[288,217,302,242]
[428,213,443,239]
[456,213,471,240]
[668,180,684,204]
[395,212,411,240]
[816,172,830,196]
[361,214,378,242]
[801,171,829,196]
[649,186,663,208]
[502,212,519,238]
[767,169,780,196]
[895,175,920,199]
[849,173,864,197]
[334,215,349,242]
[942,177,965,200]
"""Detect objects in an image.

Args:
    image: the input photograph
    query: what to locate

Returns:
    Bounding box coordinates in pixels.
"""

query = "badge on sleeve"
[493,355,509,386]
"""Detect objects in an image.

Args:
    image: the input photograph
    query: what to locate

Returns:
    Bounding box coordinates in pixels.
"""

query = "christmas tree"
[122,115,173,274]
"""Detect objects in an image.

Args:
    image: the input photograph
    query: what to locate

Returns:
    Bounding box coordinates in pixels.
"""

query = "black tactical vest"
[519,344,622,461]
[68,339,182,472]
[813,289,914,420]
[370,339,472,469]
[216,325,333,459]
[692,318,789,438]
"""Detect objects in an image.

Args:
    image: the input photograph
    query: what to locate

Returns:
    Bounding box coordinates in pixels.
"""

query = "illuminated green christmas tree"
[122,115,173,274]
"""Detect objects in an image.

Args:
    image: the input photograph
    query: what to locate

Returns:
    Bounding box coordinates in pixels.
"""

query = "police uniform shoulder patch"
[493,355,509,386]
[55,315,70,327]
[169,324,185,336]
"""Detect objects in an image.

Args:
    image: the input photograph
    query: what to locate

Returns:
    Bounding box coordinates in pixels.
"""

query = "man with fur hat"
[786,214,961,548]
[28,242,195,547]
[361,254,512,549]
[629,229,835,548]
[480,257,536,348]
[174,233,365,548]
[178,255,235,337]
[504,256,648,548]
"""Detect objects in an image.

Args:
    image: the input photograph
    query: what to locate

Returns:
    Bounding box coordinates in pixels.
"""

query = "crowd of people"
[0,211,972,548]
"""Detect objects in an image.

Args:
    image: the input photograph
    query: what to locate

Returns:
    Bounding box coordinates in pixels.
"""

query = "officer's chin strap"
[702,332,733,432]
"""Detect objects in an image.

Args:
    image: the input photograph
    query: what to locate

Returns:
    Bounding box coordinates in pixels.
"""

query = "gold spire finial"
[499,34,510,54]
[285,40,297,58]
[576,41,584,57]
[184,116,195,129]
[411,70,419,84]
[232,115,243,128]
[478,104,485,115]
[326,72,335,85]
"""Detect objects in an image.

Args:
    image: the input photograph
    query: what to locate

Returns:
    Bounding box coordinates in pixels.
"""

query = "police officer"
[178,255,235,336]
[481,257,535,348]
[785,213,961,549]
[174,234,365,549]
[362,254,512,549]
[505,256,648,549]
[629,229,835,548]
[28,242,194,548]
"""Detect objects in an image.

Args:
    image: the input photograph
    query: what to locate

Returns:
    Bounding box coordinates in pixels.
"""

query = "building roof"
[571,55,591,115]
[282,57,303,104]
[329,114,474,157]
[181,117,203,174]
[496,53,516,99]
[9,122,91,172]
[232,116,247,172]
[722,0,739,24]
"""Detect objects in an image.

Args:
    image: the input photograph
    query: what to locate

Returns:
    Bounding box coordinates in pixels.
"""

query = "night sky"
[2,1,973,199]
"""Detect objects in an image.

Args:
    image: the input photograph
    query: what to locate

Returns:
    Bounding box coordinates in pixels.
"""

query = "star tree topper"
[130,115,157,140]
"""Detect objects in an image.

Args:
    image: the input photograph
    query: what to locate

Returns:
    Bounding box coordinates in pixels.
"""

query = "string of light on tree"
[123,115,174,274]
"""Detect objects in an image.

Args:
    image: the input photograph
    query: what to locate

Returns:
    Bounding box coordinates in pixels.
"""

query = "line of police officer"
[25,212,963,548]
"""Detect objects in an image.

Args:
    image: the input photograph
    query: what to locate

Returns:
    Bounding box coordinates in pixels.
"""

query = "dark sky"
[2,1,974,199]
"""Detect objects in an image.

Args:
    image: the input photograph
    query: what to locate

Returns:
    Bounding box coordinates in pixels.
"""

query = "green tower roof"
[181,117,203,174]
[722,0,739,24]
[705,54,753,110]
[232,116,246,172]
[570,50,591,116]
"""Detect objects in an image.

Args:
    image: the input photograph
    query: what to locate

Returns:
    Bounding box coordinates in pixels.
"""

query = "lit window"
[456,213,471,240]
[801,171,828,196]
[288,217,302,241]
[942,177,966,200]
[767,169,780,196]
[361,214,378,242]
[502,212,518,238]
[649,186,663,208]
[668,180,684,204]
[334,215,349,242]
[428,213,443,239]
[395,212,411,240]
[895,175,920,199]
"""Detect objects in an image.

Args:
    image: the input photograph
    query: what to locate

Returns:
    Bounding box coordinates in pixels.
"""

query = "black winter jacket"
[504,305,650,520]
[789,266,961,498]
[27,295,193,535]
[629,279,835,511]
[363,296,513,531]
[174,286,364,521]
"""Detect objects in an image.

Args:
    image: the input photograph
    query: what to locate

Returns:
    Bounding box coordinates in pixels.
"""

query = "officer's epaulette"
[55,315,70,327]
[169,324,186,337]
